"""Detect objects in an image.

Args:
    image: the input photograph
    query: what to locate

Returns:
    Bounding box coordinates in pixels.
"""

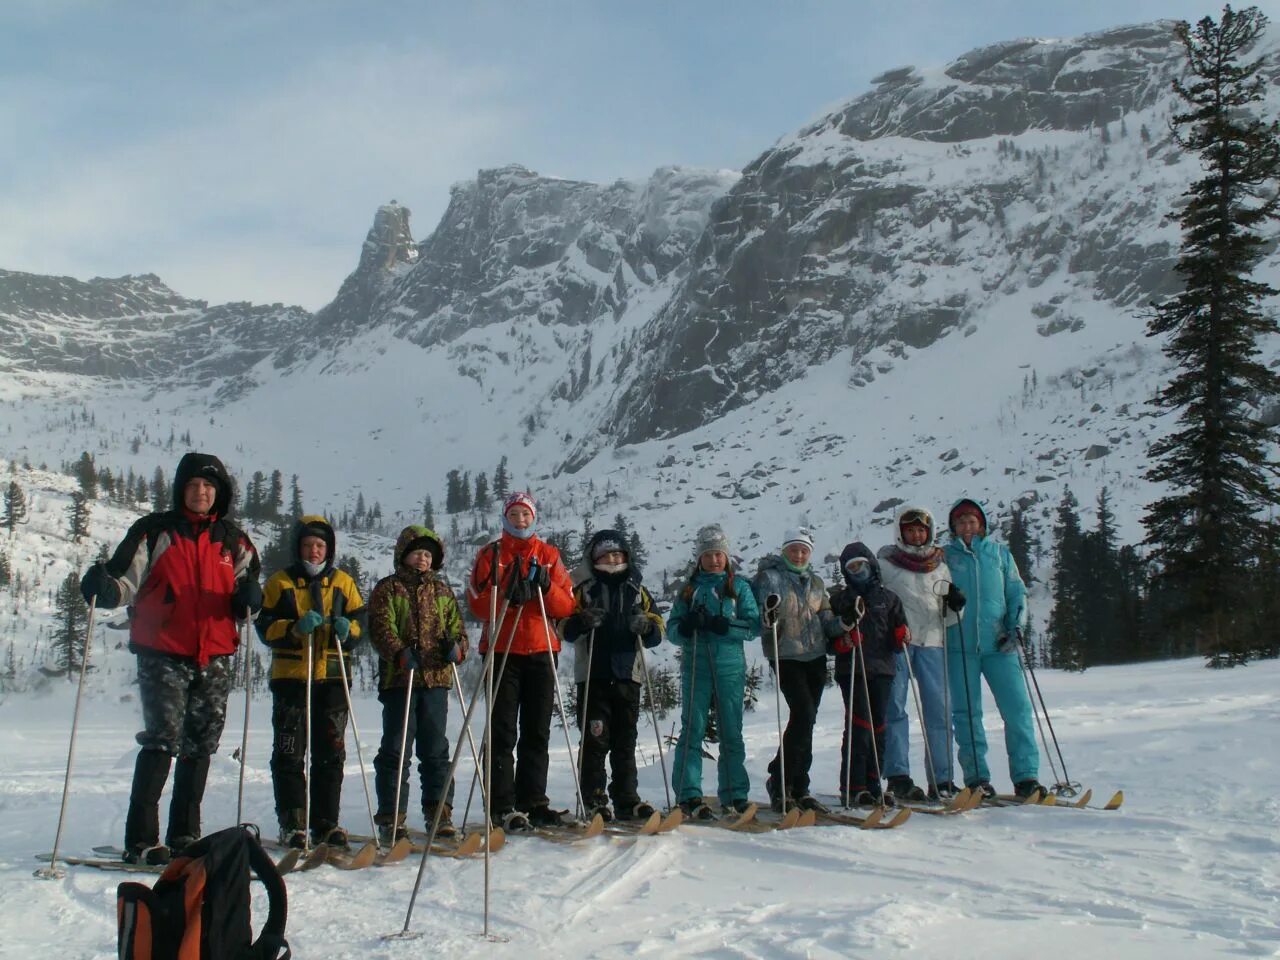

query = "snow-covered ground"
[2,656,1277,959]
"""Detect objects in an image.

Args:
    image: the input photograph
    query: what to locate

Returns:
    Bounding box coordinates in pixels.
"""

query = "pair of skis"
[984,787,1124,811]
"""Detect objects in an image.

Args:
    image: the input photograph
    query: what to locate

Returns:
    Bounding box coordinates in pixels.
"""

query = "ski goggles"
[843,557,872,573]
[899,509,931,528]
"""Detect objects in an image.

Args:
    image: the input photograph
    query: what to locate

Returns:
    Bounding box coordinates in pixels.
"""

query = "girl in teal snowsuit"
[943,498,1044,799]
[666,524,761,819]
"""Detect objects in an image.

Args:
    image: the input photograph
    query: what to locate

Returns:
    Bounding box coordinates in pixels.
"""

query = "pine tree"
[151,466,169,513]
[580,512,594,560]
[0,551,11,586]
[289,474,304,522]
[423,495,435,530]
[1006,507,1036,584]
[75,451,97,498]
[1143,7,1280,666]
[1078,488,1119,665]
[53,571,89,678]
[3,481,27,533]
[67,492,91,543]
[445,470,463,514]
[474,472,490,512]
[459,472,472,512]
[493,456,510,499]
[1046,488,1085,670]
[268,470,285,521]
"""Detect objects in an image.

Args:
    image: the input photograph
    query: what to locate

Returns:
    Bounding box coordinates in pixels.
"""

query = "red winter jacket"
[106,510,260,666]
[467,533,574,655]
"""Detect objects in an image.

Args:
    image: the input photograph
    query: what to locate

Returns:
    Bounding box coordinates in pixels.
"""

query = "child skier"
[666,524,761,820]
[78,452,261,864]
[258,515,366,848]
[368,526,469,842]
[751,528,845,812]
[828,542,910,806]
[467,493,575,830]
[562,529,665,821]
[877,506,966,801]
[944,498,1045,800]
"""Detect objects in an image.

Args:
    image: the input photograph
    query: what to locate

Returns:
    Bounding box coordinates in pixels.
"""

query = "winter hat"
[292,515,336,577]
[948,499,986,534]
[694,523,731,559]
[781,527,815,551]
[172,452,232,518]
[591,535,627,561]
[395,525,444,571]
[502,492,537,520]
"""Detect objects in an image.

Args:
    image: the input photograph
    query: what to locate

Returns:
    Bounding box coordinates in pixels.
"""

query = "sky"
[2,0,1274,310]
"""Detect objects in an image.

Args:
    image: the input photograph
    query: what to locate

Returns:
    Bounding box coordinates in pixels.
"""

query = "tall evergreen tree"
[268,470,285,520]
[423,495,436,530]
[53,571,89,678]
[67,492,91,543]
[74,451,97,498]
[151,466,170,513]
[1143,6,1280,666]
[1079,488,1120,664]
[474,472,490,512]
[289,474,305,522]
[493,456,510,499]
[1046,488,1085,670]
[3,480,27,533]
[445,469,463,514]
[1006,507,1037,584]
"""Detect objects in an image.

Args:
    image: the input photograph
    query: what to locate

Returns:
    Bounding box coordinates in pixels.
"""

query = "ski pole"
[674,625,699,808]
[235,616,254,826]
[35,596,97,880]
[303,625,315,850]
[635,635,673,812]
[932,579,957,790]
[765,593,787,812]
[954,602,980,792]
[577,627,596,819]
[391,667,415,845]
[1017,646,1062,788]
[451,664,489,809]
[901,646,938,796]
[841,599,865,808]
[852,596,886,810]
[1016,631,1078,795]
[481,541,500,941]
[533,571,589,822]
[460,594,516,829]
[329,601,378,850]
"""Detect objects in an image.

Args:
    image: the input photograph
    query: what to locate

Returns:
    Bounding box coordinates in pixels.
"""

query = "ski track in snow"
[2,659,1278,959]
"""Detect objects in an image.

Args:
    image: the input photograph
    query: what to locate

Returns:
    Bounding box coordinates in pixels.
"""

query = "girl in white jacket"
[877,505,966,800]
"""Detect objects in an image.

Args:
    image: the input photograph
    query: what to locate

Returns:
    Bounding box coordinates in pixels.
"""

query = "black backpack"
[117,826,290,960]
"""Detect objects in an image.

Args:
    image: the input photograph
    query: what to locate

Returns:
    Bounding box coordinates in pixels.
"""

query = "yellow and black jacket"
[256,517,366,684]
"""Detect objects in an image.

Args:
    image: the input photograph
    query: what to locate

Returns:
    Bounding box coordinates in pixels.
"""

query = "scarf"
[884,546,944,574]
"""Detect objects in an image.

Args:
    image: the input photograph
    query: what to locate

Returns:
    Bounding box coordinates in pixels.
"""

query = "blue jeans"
[883,646,952,787]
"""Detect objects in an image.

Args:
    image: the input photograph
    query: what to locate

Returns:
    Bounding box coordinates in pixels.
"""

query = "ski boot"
[428,803,457,838]
[314,825,349,850]
[972,781,997,800]
[887,775,927,802]
[728,798,753,815]
[616,800,656,821]
[527,805,568,827]
[679,798,715,821]
[496,809,532,832]
[928,781,960,801]
[1014,779,1048,801]
[585,791,614,822]
[377,816,406,847]
[279,808,308,849]
[123,843,171,866]
[765,776,792,813]
[795,794,829,814]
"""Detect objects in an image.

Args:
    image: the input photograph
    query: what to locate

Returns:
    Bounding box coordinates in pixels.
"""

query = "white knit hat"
[781,527,814,551]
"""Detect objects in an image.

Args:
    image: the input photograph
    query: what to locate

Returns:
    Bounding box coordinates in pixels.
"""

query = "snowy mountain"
[1,18,1278,612]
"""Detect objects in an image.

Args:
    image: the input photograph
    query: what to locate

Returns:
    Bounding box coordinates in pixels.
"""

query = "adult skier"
[79,452,261,864]
[750,528,845,812]
[877,505,964,801]
[666,524,761,820]
[466,493,574,830]
[562,528,665,821]
[943,498,1045,800]
[257,515,366,848]
[368,526,468,842]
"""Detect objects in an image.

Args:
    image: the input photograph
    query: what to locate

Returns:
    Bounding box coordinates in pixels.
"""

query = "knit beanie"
[781,527,814,551]
[694,523,730,559]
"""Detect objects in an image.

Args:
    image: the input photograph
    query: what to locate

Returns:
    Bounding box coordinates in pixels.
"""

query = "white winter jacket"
[876,504,957,649]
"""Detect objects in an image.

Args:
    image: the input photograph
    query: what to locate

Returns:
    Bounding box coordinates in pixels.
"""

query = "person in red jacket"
[80,453,261,864]
[467,492,574,830]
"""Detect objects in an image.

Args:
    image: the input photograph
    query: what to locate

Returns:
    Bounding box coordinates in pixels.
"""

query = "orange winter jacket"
[468,533,574,655]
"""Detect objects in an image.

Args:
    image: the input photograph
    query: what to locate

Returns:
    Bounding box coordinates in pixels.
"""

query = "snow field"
[1,657,1277,959]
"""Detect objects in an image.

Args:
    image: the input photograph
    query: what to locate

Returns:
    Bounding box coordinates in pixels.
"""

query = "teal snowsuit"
[666,570,761,806]
[943,499,1039,787]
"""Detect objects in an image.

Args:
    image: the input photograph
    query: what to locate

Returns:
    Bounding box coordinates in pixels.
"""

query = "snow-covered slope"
[1,655,1276,958]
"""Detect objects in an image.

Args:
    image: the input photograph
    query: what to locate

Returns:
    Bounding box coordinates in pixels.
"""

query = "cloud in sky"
[0,0,1251,309]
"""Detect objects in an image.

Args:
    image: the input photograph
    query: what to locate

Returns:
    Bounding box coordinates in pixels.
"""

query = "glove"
[628,612,653,636]
[398,647,421,672]
[997,628,1022,654]
[79,563,121,608]
[832,628,863,655]
[533,563,552,592]
[331,616,351,645]
[231,577,263,620]
[574,607,606,631]
[294,609,324,636]
[443,639,466,664]
[687,607,711,632]
[706,614,731,636]
[830,591,859,620]
[945,585,967,612]
[894,625,911,651]
[505,567,534,606]
[762,594,781,628]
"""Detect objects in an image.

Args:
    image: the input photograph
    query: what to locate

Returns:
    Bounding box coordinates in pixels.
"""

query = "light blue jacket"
[667,569,760,669]
[942,500,1027,655]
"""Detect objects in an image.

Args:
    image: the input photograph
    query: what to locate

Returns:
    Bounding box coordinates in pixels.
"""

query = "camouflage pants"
[136,653,233,757]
